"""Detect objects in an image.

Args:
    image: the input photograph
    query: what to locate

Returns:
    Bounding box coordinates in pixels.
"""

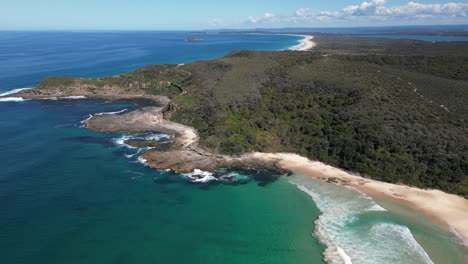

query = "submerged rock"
[124,139,172,150]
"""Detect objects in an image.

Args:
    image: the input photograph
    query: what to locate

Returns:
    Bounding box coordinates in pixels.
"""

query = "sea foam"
[61,96,87,99]
[95,109,128,116]
[0,87,31,97]
[0,97,30,102]
[183,169,217,183]
[292,175,434,264]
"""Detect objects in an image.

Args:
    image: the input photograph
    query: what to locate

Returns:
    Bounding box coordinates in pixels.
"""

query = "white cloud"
[247,12,278,24]
[312,1,468,20]
[244,1,468,26]
[209,18,224,27]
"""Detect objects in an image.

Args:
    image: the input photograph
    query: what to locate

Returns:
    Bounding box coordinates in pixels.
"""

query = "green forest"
[37,35,468,196]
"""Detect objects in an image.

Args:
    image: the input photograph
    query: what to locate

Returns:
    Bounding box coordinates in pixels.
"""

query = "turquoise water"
[291,174,467,264]
[0,99,326,264]
[355,34,468,42]
[0,31,466,263]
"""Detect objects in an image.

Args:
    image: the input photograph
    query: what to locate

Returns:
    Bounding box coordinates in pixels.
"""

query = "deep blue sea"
[0,31,466,264]
[0,31,301,90]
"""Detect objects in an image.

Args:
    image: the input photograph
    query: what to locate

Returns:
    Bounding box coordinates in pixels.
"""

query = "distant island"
[187,36,204,42]
[5,34,468,245]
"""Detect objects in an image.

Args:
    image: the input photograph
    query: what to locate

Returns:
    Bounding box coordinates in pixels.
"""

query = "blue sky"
[1,0,467,30]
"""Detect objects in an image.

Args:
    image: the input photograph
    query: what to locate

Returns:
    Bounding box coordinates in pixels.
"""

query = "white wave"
[61,96,86,99]
[183,169,217,183]
[125,149,142,158]
[292,175,434,264]
[42,97,58,101]
[112,135,137,149]
[143,133,173,141]
[0,97,29,102]
[80,114,93,125]
[0,87,31,97]
[337,247,352,264]
[366,204,387,212]
[95,109,128,116]
[112,133,172,149]
[137,156,148,166]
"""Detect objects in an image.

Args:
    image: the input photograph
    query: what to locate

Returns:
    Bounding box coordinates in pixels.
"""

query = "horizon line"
[0,24,467,32]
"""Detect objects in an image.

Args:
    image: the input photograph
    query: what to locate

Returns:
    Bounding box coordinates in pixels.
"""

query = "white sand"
[250,152,468,246]
[287,35,317,51]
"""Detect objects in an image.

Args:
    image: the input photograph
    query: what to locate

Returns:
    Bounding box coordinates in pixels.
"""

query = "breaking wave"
[95,109,128,116]
[291,174,433,264]
[0,97,30,102]
[0,87,31,97]
[182,169,217,183]
[111,133,172,150]
[181,169,251,184]
[61,96,86,99]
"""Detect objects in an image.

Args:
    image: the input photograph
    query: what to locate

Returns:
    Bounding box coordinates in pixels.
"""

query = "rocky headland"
[4,39,468,244]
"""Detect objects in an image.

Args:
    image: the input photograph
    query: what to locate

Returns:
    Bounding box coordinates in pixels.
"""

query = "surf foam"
[0,97,30,102]
[183,169,217,183]
[95,109,128,116]
[0,87,31,97]
[292,175,434,264]
[61,96,86,99]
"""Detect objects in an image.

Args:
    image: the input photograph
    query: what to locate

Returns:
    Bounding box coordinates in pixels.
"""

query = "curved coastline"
[246,32,316,51]
[74,98,468,248]
[287,34,317,51]
[2,35,467,262]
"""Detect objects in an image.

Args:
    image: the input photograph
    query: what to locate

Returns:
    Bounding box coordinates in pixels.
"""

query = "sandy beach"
[79,102,468,247]
[289,35,316,51]
[246,33,316,51]
[252,152,468,246]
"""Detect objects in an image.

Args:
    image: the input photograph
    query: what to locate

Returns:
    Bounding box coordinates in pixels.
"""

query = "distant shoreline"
[243,32,316,51]
[284,34,316,51]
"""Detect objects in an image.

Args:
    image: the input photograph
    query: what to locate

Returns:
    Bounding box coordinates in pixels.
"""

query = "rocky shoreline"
[81,98,468,245]
[6,88,286,175]
[5,55,468,247]
[82,101,289,175]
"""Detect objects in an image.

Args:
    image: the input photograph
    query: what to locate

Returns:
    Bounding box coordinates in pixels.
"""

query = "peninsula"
[6,34,468,245]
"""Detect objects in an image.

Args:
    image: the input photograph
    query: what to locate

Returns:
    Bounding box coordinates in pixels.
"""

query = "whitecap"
[125,149,142,158]
[183,169,217,183]
[95,109,128,116]
[112,135,137,148]
[80,114,93,125]
[0,97,29,102]
[143,133,173,141]
[336,247,352,264]
[137,157,148,166]
[61,96,86,99]
[42,97,58,101]
[0,87,32,97]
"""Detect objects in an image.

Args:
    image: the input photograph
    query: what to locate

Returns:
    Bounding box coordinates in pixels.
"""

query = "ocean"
[0,31,466,264]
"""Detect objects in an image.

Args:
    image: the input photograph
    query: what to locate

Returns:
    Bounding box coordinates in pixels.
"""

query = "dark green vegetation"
[124,139,172,150]
[37,36,468,196]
